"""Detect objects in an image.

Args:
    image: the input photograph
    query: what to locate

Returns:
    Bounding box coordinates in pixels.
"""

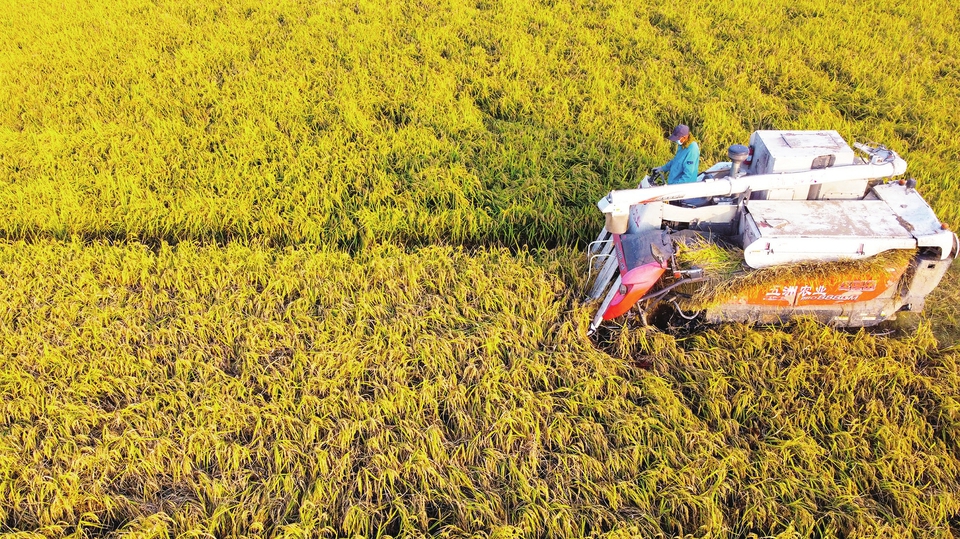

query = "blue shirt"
[663,140,700,184]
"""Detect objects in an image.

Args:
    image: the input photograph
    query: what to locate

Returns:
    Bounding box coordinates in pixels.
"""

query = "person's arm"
[656,153,675,172]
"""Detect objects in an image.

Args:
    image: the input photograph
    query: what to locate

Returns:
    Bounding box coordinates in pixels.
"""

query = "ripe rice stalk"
[1,0,959,535]
[675,241,915,310]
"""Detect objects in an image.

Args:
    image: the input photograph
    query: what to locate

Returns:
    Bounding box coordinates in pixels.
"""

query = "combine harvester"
[586,130,958,335]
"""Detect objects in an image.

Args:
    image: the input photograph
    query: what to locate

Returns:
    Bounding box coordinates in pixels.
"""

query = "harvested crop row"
[672,240,916,310]
[1,240,958,537]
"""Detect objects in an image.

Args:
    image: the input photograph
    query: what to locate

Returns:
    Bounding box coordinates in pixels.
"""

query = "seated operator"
[653,124,700,184]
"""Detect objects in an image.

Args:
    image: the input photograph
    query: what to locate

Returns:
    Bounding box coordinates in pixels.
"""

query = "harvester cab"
[586,130,958,335]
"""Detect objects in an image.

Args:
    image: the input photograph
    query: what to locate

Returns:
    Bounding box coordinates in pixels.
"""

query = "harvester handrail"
[598,148,906,214]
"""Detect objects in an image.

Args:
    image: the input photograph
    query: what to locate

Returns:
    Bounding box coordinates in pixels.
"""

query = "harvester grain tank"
[586,130,958,334]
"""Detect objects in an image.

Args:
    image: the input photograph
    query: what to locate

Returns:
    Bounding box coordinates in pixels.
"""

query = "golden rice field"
[1,0,959,537]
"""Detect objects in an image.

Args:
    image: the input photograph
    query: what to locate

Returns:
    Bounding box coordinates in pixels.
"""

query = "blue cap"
[668,124,690,142]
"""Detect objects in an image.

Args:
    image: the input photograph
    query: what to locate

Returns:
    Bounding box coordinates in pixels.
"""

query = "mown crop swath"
[1,0,959,536]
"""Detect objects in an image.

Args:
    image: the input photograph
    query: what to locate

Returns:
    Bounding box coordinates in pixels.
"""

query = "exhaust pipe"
[728,144,749,178]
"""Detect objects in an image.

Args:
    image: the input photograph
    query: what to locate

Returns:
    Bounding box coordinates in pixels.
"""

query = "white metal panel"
[756,187,807,200]
[743,236,915,268]
[781,132,845,150]
[746,200,915,239]
[872,182,958,259]
[747,131,770,175]
[741,199,917,268]
[660,203,738,224]
[817,179,870,200]
[628,201,663,233]
[750,130,855,174]
[703,161,733,175]
[872,183,944,236]
[740,212,762,247]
